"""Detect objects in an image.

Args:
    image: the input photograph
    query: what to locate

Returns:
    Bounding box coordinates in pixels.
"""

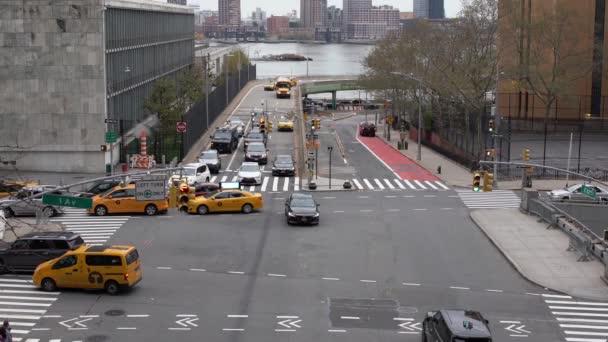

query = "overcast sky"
[194,0,463,18]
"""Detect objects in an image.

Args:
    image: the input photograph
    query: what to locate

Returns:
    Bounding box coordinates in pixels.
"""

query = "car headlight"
[288,212,296,217]
[261,153,267,158]
[314,212,320,217]
[246,153,252,158]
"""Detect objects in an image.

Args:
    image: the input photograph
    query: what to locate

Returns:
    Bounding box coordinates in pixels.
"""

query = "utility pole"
[328,145,333,189]
[417,82,422,161]
[205,53,210,129]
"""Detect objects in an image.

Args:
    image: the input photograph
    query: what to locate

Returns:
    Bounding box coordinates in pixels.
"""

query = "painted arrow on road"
[176,317,199,328]
[278,318,302,329]
[398,321,422,331]
[505,324,531,335]
[59,317,93,330]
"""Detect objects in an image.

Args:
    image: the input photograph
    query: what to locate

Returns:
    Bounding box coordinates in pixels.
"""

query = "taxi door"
[52,254,87,288]
[105,189,128,213]
[121,189,144,213]
[211,192,233,212]
[229,192,246,211]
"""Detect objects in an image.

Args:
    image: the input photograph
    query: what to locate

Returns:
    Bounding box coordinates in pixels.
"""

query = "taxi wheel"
[241,203,253,214]
[41,278,57,292]
[144,204,158,216]
[105,280,119,295]
[197,205,209,215]
[1,208,14,218]
[43,206,57,217]
[206,177,210,182]
[94,205,108,216]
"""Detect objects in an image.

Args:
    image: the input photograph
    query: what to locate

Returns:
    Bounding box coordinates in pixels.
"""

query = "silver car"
[227,118,245,137]
[548,184,608,204]
[0,185,66,217]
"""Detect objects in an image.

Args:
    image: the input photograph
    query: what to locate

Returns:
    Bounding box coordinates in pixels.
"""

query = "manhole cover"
[86,335,108,342]
[105,309,124,316]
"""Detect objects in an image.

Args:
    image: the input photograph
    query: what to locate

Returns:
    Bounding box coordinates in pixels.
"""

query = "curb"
[469,210,575,298]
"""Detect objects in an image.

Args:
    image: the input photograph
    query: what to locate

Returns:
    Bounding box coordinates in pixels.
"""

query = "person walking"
[2,320,11,342]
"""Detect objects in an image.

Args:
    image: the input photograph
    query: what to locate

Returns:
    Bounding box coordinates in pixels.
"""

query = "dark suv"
[211,128,239,153]
[0,232,85,273]
[422,310,492,342]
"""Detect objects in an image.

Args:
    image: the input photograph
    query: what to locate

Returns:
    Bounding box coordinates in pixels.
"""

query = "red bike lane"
[357,135,441,181]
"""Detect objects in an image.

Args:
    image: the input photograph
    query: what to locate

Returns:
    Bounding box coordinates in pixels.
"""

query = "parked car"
[359,122,377,137]
[237,162,262,185]
[0,232,84,273]
[210,127,239,153]
[548,183,608,204]
[199,150,221,174]
[272,155,295,176]
[285,193,320,225]
[245,142,269,164]
[0,185,67,217]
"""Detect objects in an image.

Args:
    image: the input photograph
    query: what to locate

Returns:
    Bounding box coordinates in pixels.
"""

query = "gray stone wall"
[0,0,106,173]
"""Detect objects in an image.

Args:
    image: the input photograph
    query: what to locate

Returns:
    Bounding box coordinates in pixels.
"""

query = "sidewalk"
[471,208,608,300]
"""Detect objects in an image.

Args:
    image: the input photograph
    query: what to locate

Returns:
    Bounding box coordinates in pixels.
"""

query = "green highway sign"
[105,131,118,143]
[580,184,597,199]
[42,194,93,209]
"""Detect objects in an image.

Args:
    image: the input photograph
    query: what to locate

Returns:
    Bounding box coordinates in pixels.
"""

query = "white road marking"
[352,179,364,189]
[547,301,608,306]
[550,306,608,312]
[360,209,372,212]
[282,178,289,191]
[227,314,248,318]
[0,308,46,313]
[425,181,439,190]
[42,315,62,318]
[268,273,286,277]
[374,179,385,190]
[228,271,244,275]
[363,179,374,189]
[323,196,336,199]
[275,329,296,332]
[403,195,415,198]
[404,180,416,189]
[189,269,206,272]
[156,267,172,270]
[333,211,344,213]
[360,279,376,283]
[341,316,360,320]
[394,318,415,321]
[261,177,269,191]
[560,324,608,330]
[485,289,503,293]
[436,181,450,189]
[526,292,541,296]
[450,286,470,290]
[414,180,427,189]
[358,195,369,198]
[564,338,608,342]
[221,176,227,182]
[232,176,238,182]
[328,329,347,332]
[276,315,299,318]
[127,314,150,317]
[402,283,421,286]
[222,328,244,331]
[500,320,521,323]
[0,279,30,283]
[322,277,340,281]
[557,318,608,324]
[543,294,573,299]
[564,331,608,337]
[385,195,397,198]
[413,209,428,211]
[294,177,300,191]
[117,327,136,330]
[0,295,56,301]
[393,179,406,189]
[384,179,395,189]
[272,177,279,192]
[249,185,255,192]
[387,209,400,212]
[210,176,217,182]
[0,301,51,307]
[553,312,608,318]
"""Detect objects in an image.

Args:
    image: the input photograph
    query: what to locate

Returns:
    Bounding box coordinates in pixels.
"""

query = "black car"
[359,122,376,137]
[0,232,84,273]
[245,142,268,164]
[285,193,320,225]
[422,310,492,342]
[211,127,239,153]
[243,131,267,151]
[272,155,295,176]
[199,149,221,174]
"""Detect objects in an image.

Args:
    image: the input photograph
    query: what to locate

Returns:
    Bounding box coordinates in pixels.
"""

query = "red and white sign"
[176,122,187,133]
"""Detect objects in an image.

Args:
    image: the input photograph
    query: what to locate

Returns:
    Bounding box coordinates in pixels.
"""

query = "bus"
[275,77,292,99]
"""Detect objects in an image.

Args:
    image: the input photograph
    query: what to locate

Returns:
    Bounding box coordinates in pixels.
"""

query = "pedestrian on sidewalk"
[0,326,6,342]
[3,320,11,342]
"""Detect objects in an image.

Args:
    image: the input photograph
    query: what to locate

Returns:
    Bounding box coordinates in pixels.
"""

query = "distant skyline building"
[342,0,400,39]
[267,15,290,35]
[300,0,328,28]
[327,5,343,28]
[218,0,240,25]
[251,7,267,24]
[413,0,445,19]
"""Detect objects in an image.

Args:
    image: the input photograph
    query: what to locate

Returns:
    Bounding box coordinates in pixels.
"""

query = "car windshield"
[204,190,220,198]
[276,156,292,164]
[248,144,265,152]
[291,198,316,208]
[240,164,260,172]
[201,151,217,159]
[247,133,263,139]
[214,132,231,140]
[230,120,243,125]
[181,168,196,176]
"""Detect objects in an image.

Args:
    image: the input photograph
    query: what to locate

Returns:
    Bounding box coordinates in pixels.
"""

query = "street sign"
[105,131,117,143]
[135,175,166,201]
[581,184,597,199]
[177,122,187,133]
[42,194,93,209]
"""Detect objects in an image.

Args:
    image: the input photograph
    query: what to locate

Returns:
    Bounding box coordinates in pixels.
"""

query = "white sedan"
[548,184,608,204]
[237,162,262,185]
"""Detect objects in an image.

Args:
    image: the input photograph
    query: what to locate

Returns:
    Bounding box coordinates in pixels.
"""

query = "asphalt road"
[19,87,573,342]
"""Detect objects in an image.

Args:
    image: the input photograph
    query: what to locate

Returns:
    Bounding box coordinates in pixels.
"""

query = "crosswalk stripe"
[425,181,438,190]
[560,324,608,330]
[363,179,374,190]
[554,312,608,318]
[393,179,405,189]
[0,279,30,284]
[436,181,449,190]
[24,339,40,342]
[565,338,608,342]
[261,177,269,191]
[294,177,300,191]
[0,284,37,289]
[210,176,217,182]
[221,176,227,182]
[551,306,608,312]
[352,179,364,189]
[384,179,395,189]
[0,295,56,301]
[249,185,255,192]
[0,314,40,320]
[403,180,416,189]
[374,179,385,190]
[548,301,608,306]
[414,180,427,189]
[272,177,279,191]
[0,308,46,314]
[283,178,289,191]
[0,290,58,295]
[0,301,51,307]
[564,331,608,337]
[231,176,238,182]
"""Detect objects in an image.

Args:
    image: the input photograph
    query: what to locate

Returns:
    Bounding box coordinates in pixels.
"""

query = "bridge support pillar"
[332,91,337,110]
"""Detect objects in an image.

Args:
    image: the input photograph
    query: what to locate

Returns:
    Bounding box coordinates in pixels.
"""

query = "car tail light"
[124,273,129,281]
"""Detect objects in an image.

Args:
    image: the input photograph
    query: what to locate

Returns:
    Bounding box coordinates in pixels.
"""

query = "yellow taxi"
[290,77,298,86]
[187,189,263,215]
[33,245,142,295]
[264,82,275,91]
[88,184,168,216]
[0,180,38,198]
[277,116,294,131]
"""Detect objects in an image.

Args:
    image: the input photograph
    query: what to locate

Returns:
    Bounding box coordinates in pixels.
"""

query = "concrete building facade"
[267,16,290,35]
[342,0,400,39]
[219,0,240,26]
[0,0,194,172]
[327,5,343,29]
[414,0,444,19]
[300,0,328,29]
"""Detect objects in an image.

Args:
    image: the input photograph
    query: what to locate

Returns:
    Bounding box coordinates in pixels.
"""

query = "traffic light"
[312,118,319,130]
[485,149,495,158]
[267,121,273,132]
[473,172,482,192]
[483,173,494,192]
[488,119,495,132]
[522,148,530,162]
[316,118,321,129]
[100,145,107,152]
[178,183,195,212]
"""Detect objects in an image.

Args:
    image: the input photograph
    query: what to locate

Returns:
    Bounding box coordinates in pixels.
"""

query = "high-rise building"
[219,0,241,26]
[251,7,267,25]
[327,5,343,28]
[414,0,444,19]
[342,0,400,39]
[300,0,328,28]
[267,15,290,35]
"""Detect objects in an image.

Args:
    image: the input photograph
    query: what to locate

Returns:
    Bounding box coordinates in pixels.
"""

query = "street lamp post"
[391,72,424,161]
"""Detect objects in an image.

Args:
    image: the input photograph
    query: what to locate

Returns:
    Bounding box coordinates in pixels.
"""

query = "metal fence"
[183,65,256,155]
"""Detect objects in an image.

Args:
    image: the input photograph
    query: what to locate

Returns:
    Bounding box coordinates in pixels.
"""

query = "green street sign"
[42,194,93,209]
[580,185,597,199]
[105,131,118,143]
